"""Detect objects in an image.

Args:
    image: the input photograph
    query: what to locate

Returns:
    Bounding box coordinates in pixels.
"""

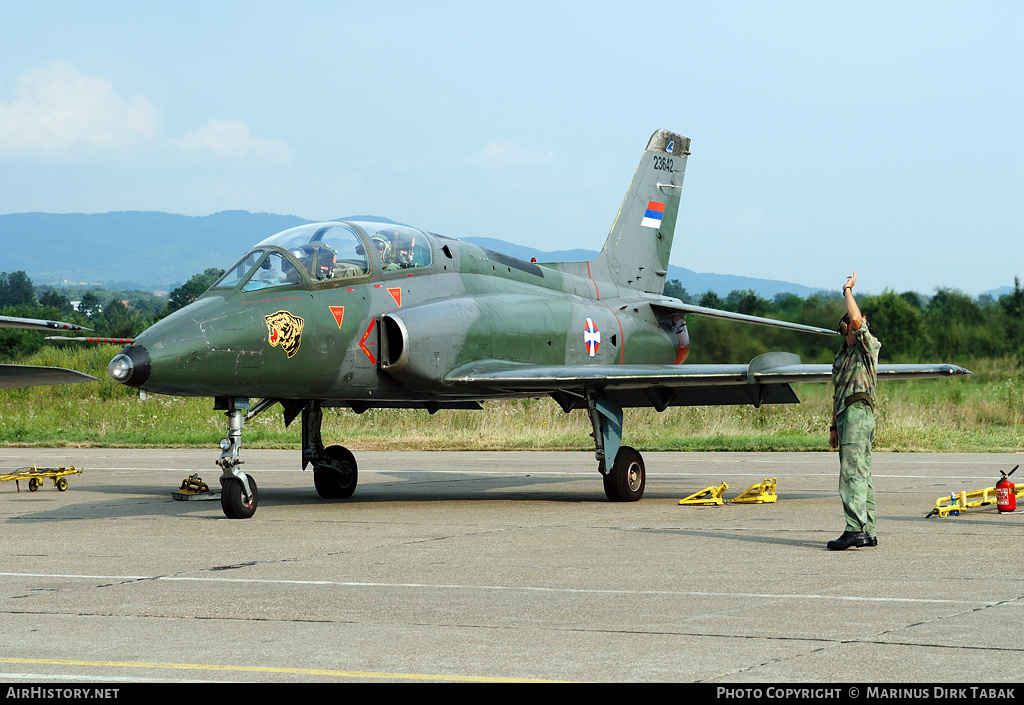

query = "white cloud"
[0,62,292,170]
[173,119,293,164]
[468,141,557,168]
[0,61,161,155]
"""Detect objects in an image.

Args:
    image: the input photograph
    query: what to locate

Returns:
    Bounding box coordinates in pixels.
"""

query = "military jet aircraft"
[0,315,97,388]
[107,129,970,518]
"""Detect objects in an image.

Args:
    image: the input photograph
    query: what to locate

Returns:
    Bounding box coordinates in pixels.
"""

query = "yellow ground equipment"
[0,465,82,493]
[731,478,778,504]
[678,482,729,506]
[927,485,1024,518]
[173,474,219,501]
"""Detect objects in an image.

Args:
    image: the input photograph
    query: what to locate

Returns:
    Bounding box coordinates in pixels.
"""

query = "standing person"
[828,271,881,550]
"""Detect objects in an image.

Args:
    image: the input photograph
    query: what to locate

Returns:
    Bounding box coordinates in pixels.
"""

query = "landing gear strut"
[586,391,645,502]
[302,401,358,499]
[216,397,263,519]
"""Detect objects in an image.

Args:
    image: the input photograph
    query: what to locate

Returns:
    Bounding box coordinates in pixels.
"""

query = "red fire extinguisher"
[996,465,1018,513]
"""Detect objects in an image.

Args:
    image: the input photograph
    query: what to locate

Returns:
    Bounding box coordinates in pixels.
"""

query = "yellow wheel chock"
[678,479,778,506]
[678,482,729,506]
[173,474,219,501]
[731,478,778,504]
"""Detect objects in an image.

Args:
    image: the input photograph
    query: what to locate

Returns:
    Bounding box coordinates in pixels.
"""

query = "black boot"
[826,531,868,550]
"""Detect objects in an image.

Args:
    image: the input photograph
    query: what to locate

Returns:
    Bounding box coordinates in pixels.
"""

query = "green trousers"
[837,400,876,536]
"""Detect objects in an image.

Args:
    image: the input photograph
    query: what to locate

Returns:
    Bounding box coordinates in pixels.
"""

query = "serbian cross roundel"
[584,317,601,358]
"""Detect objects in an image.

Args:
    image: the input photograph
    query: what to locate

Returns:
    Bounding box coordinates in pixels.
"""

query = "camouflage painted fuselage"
[122,230,686,404]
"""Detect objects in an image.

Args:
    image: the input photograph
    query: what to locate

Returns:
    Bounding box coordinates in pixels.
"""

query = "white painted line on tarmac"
[1,571,1015,607]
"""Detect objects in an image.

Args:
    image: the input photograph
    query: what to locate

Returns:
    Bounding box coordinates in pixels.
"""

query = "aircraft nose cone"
[108,345,151,388]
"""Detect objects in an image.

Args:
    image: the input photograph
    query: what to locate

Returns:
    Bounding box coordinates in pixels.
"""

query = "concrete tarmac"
[0,447,1022,684]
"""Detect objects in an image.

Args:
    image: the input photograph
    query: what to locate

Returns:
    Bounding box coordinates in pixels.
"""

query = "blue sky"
[1,1,1020,296]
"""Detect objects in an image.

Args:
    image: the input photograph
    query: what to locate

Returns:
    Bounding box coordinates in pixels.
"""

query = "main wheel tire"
[603,446,646,502]
[221,475,258,519]
[313,445,358,499]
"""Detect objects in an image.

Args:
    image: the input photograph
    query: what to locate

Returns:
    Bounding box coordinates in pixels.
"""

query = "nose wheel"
[221,475,259,519]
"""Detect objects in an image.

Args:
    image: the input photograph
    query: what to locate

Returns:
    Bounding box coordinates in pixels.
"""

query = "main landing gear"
[302,401,358,500]
[586,391,646,502]
[214,398,358,519]
[214,393,640,516]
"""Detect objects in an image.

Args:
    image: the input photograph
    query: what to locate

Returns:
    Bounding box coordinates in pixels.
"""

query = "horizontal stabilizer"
[0,364,98,389]
[649,300,837,336]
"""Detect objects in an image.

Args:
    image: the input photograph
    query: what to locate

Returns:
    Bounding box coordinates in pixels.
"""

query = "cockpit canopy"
[212,221,434,292]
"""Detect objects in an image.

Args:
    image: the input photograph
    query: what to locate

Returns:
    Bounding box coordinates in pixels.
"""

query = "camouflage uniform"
[832,320,881,537]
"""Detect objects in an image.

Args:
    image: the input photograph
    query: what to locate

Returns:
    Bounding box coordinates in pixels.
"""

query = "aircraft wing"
[0,315,91,332]
[0,364,98,389]
[443,353,971,409]
[0,316,97,388]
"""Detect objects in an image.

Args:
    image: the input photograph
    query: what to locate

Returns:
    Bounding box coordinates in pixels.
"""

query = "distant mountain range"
[1,211,310,291]
[1,210,1002,299]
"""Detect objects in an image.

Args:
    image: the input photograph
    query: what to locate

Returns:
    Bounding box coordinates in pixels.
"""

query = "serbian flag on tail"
[641,201,665,229]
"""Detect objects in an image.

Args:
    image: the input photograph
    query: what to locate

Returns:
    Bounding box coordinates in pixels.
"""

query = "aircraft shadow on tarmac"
[256,470,697,507]
[2,471,695,522]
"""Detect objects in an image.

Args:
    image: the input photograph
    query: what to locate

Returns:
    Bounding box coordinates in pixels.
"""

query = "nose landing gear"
[221,473,258,519]
[215,397,274,519]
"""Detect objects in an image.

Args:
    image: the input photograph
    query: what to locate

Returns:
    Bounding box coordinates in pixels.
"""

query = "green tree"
[0,271,37,307]
[899,291,925,310]
[772,292,803,318]
[999,276,1024,359]
[861,290,924,360]
[38,289,74,314]
[161,268,225,317]
[698,291,723,309]
[98,298,153,339]
[925,288,984,360]
[0,304,45,360]
[663,279,694,303]
[78,292,102,318]
[725,289,769,316]
[999,276,1024,319]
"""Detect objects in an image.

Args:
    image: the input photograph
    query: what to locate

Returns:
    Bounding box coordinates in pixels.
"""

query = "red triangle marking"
[328,305,345,328]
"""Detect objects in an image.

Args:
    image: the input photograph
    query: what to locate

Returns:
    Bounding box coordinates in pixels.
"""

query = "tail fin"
[589,129,690,294]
